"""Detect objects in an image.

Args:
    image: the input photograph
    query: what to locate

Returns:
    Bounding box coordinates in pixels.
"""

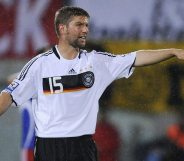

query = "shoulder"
[79,50,116,60]
[17,48,54,81]
[34,48,55,63]
[93,50,116,58]
[25,48,55,67]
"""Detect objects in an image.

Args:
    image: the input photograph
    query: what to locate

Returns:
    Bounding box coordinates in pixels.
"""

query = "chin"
[72,40,86,48]
[78,43,86,48]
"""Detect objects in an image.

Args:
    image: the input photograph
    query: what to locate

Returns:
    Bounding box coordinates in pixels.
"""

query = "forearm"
[134,48,182,67]
[0,92,12,116]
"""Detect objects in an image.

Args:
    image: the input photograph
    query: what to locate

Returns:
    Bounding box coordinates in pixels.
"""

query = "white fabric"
[5,46,136,137]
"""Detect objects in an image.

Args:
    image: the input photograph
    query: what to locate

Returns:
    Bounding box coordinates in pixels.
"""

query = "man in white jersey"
[0,6,184,161]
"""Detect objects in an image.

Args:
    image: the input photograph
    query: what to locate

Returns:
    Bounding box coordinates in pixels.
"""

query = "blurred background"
[0,0,184,161]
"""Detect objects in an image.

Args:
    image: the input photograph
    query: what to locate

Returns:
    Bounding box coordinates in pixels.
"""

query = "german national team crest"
[82,71,95,88]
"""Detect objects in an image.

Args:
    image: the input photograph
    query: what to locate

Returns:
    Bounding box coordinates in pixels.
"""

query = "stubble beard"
[70,38,86,49]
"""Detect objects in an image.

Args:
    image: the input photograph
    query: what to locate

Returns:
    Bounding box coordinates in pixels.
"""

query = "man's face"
[63,16,89,48]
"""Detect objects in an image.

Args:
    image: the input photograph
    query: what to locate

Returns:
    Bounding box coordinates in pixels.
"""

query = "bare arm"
[0,92,13,116]
[134,49,184,67]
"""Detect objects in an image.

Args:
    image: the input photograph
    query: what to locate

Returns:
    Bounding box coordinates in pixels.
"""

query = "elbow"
[0,103,11,116]
[0,102,8,116]
[0,93,12,116]
[0,106,6,116]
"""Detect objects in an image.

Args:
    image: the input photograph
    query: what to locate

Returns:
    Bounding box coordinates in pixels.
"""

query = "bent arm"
[0,92,13,116]
[134,49,184,67]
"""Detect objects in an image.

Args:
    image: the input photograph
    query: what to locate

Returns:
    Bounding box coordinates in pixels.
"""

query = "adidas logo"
[69,68,76,74]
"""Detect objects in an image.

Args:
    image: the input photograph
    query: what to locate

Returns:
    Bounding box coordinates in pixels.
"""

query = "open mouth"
[79,36,87,40]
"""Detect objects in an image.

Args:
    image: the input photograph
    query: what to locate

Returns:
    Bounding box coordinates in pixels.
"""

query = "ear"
[59,24,67,34]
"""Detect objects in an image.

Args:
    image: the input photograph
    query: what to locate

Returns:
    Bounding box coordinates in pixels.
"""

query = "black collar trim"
[78,50,83,59]
[53,46,83,60]
[53,46,60,59]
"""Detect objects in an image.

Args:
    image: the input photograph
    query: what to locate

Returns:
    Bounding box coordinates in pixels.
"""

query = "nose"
[82,25,89,33]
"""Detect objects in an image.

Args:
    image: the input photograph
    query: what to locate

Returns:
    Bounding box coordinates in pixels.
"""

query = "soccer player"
[0,6,184,161]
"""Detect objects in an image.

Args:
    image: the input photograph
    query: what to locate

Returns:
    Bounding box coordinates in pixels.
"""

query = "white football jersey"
[4,45,136,137]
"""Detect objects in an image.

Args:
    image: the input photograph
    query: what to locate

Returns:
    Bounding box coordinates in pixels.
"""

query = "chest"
[38,58,96,95]
[41,58,93,77]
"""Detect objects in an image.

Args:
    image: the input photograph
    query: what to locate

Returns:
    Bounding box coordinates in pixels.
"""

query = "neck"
[57,41,79,60]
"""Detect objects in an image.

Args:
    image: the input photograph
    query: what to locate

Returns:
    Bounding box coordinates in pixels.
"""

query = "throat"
[57,45,79,60]
[62,52,78,60]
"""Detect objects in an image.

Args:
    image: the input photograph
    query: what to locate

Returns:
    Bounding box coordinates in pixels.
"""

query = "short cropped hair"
[54,6,90,37]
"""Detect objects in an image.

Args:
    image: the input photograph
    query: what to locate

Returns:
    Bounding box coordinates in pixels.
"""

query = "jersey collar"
[52,46,60,59]
[53,45,83,60]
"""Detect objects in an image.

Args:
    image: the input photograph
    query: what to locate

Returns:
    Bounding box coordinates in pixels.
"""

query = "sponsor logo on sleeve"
[5,81,19,93]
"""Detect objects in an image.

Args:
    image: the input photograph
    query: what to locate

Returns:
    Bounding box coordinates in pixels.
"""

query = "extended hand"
[134,48,184,67]
[174,49,184,60]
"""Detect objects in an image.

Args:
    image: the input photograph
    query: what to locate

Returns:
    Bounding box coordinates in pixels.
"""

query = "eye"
[76,23,82,26]
[75,22,88,28]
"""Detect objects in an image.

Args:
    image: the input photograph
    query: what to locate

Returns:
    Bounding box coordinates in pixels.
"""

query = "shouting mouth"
[79,36,87,41]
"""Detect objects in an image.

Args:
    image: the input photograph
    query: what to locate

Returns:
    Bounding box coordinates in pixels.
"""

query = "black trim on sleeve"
[95,52,116,57]
[10,94,18,107]
[18,56,39,81]
[18,51,52,81]
[128,57,136,75]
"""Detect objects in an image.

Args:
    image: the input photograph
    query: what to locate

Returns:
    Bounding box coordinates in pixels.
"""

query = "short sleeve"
[109,52,136,79]
[3,59,38,106]
[93,51,136,80]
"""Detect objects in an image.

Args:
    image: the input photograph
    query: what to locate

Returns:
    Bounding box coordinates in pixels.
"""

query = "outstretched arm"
[0,92,13,116]
[134,49,184,67]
